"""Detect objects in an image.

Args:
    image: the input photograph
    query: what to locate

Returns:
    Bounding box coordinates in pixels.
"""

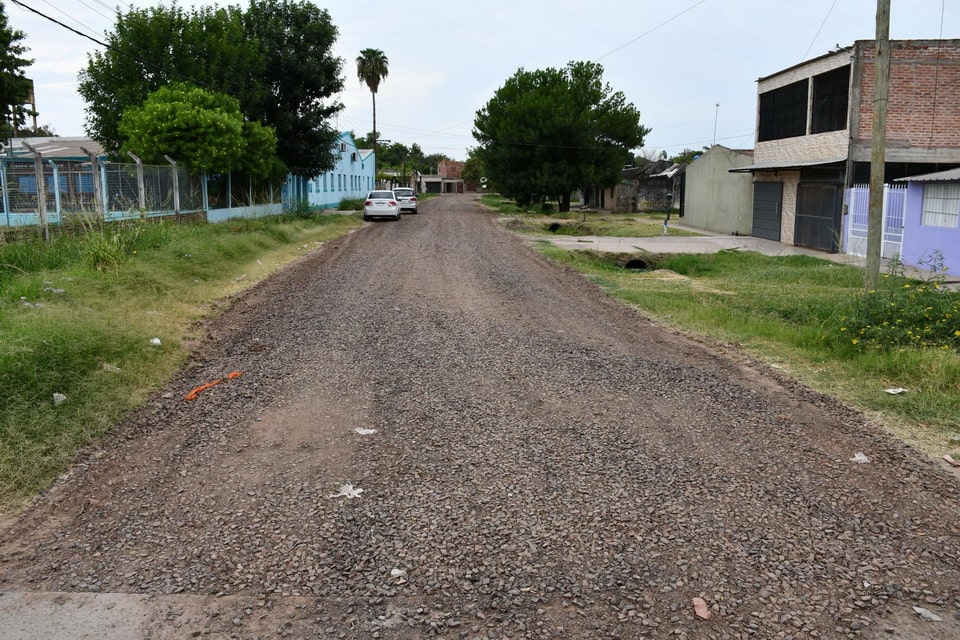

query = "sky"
[6,0,960,161]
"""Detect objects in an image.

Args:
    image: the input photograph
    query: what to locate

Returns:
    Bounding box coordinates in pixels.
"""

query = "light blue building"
[286,132,375,211]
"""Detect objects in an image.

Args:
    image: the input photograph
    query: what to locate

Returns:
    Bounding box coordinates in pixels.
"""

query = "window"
[921,183,960,228]
[758,79,808,142]
[811,66,850,134]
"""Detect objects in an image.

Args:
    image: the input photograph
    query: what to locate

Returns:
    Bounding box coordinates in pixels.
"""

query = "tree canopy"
[119,83,278,178]
[78,0,343,176]
[0,0,34,148]
[473,61,649,211]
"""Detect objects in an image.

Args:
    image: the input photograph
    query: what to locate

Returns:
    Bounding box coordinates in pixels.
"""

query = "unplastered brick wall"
[855,40,960,147]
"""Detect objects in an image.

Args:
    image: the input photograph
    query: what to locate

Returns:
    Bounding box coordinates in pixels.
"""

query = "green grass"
[535,243,960,457]
[0,212,363,511]
[479,194,699,237]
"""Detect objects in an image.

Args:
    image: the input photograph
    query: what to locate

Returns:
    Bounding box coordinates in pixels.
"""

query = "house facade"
[736,39,960,252]
[894,167,960,276]
[683,145,754,235]
[418,160,465,194]
[293,131,375,209]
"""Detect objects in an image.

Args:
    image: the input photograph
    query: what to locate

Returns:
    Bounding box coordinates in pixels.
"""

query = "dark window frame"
[758,79,809,142]
[811,65,850,134]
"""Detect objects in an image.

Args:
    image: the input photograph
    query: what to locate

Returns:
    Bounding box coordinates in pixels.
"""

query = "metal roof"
[894,167,960,182]
[729,158,846,173]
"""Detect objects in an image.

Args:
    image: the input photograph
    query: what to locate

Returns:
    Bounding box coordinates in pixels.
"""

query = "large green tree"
[78,1,343,176]
[473,61,649,211]
[119,83,278,178]
[0,0,34,148]
[356,48,388,163]
[242,0,343,176]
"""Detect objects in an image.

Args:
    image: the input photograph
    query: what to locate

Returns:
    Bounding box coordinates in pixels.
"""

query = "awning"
[894,167,960,182]
[729,158,846,173]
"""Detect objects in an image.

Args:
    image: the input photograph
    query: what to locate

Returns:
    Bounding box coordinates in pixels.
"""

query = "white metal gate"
[845,184,906,259]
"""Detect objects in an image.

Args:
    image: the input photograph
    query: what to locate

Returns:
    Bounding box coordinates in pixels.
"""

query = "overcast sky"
[7,0,959,160]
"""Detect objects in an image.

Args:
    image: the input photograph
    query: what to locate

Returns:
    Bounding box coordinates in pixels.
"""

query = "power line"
[802,0,839,60]
[593,0,709,63]
[10,0,110,48]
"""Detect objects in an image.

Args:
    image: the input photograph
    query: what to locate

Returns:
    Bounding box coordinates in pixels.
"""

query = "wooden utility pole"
[866,0,891,291]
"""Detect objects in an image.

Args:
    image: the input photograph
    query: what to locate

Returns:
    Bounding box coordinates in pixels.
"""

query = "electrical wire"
[802,0,839,60]
[593,0,709,63]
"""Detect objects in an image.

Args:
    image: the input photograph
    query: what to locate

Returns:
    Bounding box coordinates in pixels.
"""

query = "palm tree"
[356,48,389,169]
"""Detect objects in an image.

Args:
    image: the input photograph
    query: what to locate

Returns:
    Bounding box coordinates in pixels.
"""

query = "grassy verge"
[479,193,700,237]
[533,242,960,460]
[0,211,363,512]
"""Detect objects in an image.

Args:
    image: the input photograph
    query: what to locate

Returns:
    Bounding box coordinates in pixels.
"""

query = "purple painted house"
[895,168,960,277]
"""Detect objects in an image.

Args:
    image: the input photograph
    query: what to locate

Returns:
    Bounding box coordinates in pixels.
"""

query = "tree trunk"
[559,192,571,212]
[372,92,378,177]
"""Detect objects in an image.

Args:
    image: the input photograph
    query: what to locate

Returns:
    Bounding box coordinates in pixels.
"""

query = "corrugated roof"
[6,137,104,160]
[729,158,845,173]
[894,167,960,182]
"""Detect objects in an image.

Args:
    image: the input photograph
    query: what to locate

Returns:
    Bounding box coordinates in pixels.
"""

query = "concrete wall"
[683,146,754,235]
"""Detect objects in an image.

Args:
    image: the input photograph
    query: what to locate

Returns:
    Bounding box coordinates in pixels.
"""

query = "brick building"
[734,39,960,252]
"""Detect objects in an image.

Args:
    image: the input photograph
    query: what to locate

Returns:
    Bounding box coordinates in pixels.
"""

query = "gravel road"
[1,194,959,639]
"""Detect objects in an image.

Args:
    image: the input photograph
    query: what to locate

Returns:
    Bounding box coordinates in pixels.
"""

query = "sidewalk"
[529,223,960,287]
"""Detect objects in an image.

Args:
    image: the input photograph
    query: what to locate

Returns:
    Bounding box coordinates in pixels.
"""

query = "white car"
[363,190,401,221]
[393,187,418,214]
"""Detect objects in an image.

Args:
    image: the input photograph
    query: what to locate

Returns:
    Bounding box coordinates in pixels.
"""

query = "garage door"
[752,182,782,241]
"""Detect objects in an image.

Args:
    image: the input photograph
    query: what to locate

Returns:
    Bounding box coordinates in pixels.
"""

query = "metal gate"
[795,183,842,252]
[844,184,906,259]
[752,182,782,241]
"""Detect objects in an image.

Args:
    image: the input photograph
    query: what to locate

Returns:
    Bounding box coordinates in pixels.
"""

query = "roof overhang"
[729,158,846,173]
[894,167,960,182]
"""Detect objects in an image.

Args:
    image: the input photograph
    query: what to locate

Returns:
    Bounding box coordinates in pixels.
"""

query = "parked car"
[393,187,418,214]
[363,190,401,221]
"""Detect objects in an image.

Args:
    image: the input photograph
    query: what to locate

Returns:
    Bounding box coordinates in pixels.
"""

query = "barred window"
[758,80,808,142]
[811,66,850,134]
[921,183,960,228]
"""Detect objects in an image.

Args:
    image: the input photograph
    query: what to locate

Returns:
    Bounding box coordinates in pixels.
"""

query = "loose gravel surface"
[1,194,959,639]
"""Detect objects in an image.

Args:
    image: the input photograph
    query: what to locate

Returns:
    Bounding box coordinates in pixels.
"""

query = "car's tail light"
[364,201,373,206]
[389,201,397,206]
[410,197,417,202]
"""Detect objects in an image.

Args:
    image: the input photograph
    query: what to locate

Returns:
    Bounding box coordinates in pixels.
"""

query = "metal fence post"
[127,151,146,217]
[1,159,9,228]
[164,155,181,221]
[21,141,49,242]
[81,147,104,221]
[48,160,61,223]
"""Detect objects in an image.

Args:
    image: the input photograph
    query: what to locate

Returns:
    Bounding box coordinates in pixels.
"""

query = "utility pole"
[866,0,891,291]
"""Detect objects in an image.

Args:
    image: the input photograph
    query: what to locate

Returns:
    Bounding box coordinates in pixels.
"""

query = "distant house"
[683,145,754,235]
[597,160,682,213]
[418,160,465,194]
[733,39,960,252]
[893,167,960,276]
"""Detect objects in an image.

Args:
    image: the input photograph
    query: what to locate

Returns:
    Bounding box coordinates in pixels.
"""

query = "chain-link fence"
[2,156,275,229]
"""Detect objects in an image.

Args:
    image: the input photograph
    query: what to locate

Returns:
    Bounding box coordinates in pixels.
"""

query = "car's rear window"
[394,189,413,196]
[369,191,394,199]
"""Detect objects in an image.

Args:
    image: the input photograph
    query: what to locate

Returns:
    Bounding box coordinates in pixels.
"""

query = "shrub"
[841,253,960,352]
